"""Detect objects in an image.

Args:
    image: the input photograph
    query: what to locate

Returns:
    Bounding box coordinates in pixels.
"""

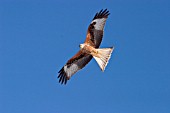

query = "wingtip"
[93,8,110,20]
[58,67,68,85]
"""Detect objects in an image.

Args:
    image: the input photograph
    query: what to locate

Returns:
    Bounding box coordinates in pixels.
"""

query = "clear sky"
[0,0,170,113]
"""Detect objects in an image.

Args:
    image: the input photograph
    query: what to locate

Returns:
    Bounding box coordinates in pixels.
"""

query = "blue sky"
[0,0,170,113]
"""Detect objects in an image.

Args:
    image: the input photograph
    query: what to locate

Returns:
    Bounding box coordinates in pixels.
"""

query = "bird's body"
[80,43,98,56]
[58,9,114,84]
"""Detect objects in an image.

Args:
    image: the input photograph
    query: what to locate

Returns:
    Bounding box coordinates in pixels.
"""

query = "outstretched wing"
[58,51,92,84]
[85,9,110,48]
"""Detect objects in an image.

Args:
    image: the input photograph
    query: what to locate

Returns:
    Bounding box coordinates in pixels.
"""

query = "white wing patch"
[64,64,79,78]
[91,18,107,30]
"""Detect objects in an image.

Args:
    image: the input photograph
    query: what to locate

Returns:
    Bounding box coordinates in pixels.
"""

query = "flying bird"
[58,9,114,84]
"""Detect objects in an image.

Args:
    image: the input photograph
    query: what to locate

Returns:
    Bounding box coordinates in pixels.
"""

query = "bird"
[58,9,114,84]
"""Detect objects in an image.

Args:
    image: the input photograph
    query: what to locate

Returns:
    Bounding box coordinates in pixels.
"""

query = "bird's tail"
[93,47,114,71]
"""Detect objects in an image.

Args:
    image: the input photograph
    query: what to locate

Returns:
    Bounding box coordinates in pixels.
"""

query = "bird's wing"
[85,9,110,48]
[58,50,92,84]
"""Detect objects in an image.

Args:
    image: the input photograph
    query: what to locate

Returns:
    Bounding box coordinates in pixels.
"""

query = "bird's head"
[79,44,85,49]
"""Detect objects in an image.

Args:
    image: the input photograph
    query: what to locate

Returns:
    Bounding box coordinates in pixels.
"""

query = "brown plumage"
[58,9,114,84]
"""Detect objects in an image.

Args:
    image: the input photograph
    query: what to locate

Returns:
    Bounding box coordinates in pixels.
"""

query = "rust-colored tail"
[93,47,114,71]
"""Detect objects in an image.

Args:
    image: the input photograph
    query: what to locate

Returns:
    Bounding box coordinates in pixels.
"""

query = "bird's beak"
[79,44,83,49]
[79,44,82,49]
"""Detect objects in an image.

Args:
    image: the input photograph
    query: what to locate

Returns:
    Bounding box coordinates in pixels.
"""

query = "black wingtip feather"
[93,9,110,20]
[58,67,68,85]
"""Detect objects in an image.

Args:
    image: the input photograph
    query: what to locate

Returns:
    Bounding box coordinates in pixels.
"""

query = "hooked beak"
[79,44,84,49]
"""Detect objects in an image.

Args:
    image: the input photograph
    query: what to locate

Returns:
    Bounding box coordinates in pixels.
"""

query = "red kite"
[58,9,114,84]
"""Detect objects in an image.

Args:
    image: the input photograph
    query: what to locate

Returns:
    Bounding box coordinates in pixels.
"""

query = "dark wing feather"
[58,50,92,84]
[93,9,110,20]
[85,9,110,48]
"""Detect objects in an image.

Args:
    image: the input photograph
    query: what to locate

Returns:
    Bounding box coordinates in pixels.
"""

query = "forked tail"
[93,47,114,71]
